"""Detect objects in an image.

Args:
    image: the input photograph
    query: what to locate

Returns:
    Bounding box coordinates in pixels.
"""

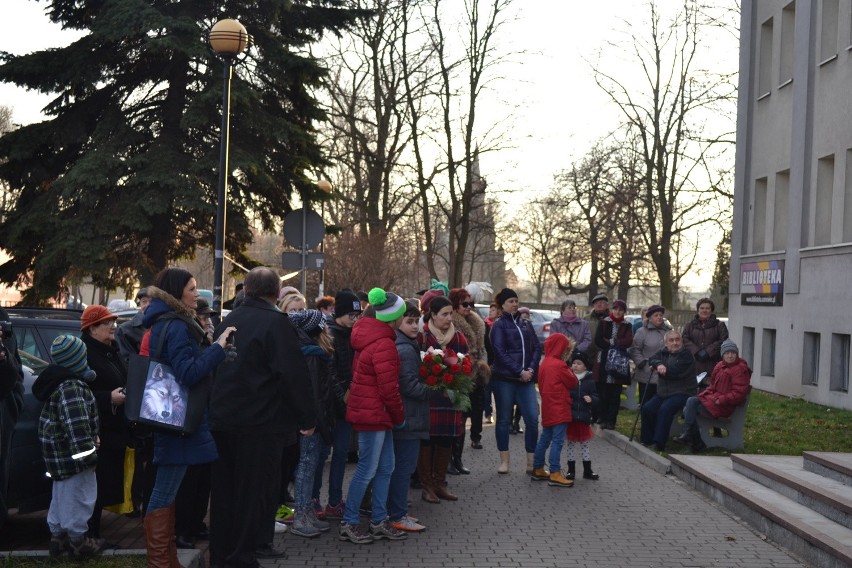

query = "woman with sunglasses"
[448,288,490,471]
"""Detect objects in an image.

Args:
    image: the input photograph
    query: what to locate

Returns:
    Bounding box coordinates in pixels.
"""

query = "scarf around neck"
[429,321,456,348]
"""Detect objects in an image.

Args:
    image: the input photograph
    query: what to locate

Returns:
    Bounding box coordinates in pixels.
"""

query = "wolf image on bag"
[140,362,187,427]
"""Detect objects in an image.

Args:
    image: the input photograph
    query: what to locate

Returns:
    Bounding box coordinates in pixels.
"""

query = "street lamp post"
[208,18,250,313]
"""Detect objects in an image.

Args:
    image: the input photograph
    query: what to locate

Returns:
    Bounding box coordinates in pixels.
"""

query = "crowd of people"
[14,270,754,566]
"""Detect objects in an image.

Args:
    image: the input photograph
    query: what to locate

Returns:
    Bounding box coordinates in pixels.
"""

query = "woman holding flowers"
[417,296,470,503]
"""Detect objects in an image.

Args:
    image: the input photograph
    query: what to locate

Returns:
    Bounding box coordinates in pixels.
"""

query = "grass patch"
[615,388,852,456]
[1,557,147,568]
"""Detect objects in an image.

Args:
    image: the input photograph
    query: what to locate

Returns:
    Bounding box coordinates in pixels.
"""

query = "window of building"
[821,0,839,63]
[774,170,789,250]
[802,332,820,386]
[762,328,776,377]
[844,149,852,242]
[830,333,850,392]
[815,155,834,245]
[742,327,756,370]
[780,2,796,85]
[753,177,768,253]
[759,17,774,96]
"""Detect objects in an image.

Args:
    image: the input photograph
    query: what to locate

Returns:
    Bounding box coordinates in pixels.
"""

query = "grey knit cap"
[720,339,739,356]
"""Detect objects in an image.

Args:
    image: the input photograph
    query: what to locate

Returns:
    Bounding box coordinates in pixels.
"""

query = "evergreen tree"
[0,0,363,302]
[710,230,731,314]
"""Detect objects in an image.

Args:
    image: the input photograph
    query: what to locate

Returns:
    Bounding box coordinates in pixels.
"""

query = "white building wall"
[731,0,852,410]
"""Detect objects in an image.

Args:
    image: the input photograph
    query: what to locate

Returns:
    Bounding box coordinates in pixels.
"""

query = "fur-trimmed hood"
[451,309,486,360]
[142,286,205,342]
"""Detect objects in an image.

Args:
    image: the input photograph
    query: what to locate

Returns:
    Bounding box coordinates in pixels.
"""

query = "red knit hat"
[81,305,118,331]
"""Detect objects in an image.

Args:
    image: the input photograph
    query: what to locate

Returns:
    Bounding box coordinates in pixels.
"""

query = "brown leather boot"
[432,446,457,501]
[167,504,183,567]
[144,507,172,568]
[418,445,439,504]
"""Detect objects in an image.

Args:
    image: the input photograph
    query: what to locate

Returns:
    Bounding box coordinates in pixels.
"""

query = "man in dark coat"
[0,310,24,525]
[640,330,697,452]
[209,267,316,566]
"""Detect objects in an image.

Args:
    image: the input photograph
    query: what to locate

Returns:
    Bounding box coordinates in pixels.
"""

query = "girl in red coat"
[530,333,577,487]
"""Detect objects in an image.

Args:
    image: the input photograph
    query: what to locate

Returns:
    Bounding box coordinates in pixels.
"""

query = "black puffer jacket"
[328,321,355,419]
[299,332,336,445]
[569,371,599,425]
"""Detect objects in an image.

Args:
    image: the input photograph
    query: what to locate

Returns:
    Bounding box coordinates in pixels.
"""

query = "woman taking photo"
[80,305,125,540]
[142,268,235,567]
[417,296,468,502]
[489,288,541,475]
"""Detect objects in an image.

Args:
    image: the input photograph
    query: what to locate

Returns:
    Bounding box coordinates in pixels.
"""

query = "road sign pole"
[300,205,307,295]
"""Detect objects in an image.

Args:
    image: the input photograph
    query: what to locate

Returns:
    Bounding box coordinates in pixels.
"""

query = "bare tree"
[592,1,737,308]
[407,0,515,287]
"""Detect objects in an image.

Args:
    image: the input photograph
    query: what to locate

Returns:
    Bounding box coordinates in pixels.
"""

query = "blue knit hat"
[50,335,95,379]
[368,287,406,323]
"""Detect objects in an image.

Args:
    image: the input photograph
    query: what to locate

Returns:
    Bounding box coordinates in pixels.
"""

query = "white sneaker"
[274,521,288,534]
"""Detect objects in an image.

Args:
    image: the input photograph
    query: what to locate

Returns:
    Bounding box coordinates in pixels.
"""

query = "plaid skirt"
[429,391,463,437]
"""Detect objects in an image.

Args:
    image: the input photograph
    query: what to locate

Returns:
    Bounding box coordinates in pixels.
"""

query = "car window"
[13,326,44,359]
[19,350,50,374]
[39,328,82,354]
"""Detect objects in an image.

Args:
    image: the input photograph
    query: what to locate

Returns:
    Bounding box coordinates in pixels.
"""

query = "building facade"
[732,0,852,409]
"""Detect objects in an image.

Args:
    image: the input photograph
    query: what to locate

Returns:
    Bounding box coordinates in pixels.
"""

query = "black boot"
[451,435,470,474]
[566,461,576,480]
[582,461,599,480]
[690,425,707,453]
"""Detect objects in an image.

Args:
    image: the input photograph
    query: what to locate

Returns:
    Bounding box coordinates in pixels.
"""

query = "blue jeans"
[148,464,188,512]
[323,420,352,506]
[312,438,331,502]
[343,430,395,525]
[640,393,690,450]
[532,422,567,471]
[295,433,321,510]
[387,438,420,522]
[682,396,710,430]
[492,379,539,452]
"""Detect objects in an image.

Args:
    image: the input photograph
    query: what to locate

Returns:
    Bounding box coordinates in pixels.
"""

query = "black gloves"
[696,349,708,362]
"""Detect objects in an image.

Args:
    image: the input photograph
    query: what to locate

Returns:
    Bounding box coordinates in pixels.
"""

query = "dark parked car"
[1,307,82,523]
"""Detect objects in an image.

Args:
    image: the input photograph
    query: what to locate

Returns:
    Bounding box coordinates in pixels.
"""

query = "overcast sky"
[0,0,739,291]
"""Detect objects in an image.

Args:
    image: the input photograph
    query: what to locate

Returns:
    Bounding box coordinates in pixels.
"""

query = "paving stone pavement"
[266,424,808,568]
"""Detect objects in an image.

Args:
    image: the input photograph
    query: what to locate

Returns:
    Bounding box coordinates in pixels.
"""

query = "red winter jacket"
[345,317,406,431]
[698,357,752,418]
[538,334,578,427]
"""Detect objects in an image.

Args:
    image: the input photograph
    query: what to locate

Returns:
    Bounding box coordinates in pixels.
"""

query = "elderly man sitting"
[640,330,697,452]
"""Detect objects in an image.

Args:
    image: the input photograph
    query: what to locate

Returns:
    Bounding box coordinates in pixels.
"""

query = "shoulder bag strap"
[153,320,173,360]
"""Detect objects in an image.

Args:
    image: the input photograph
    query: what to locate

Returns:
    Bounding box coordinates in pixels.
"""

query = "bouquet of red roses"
[419,347,475,411]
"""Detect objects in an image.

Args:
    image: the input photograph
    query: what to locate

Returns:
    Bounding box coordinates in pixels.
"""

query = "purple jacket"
[550,317,592,353]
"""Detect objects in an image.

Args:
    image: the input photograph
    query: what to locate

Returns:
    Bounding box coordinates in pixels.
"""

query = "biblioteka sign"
[740,260,784,307]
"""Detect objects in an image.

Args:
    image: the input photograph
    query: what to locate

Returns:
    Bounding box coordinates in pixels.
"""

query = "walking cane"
[628,374,652,442]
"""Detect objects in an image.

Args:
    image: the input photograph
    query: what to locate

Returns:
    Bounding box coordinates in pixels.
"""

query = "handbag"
[124,320,210,436]
[604,323,631,384]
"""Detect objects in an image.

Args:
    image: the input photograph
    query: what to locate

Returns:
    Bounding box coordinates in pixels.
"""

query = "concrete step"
[731,454,852,530]
[670,454,852,568]
[805,452,852,487]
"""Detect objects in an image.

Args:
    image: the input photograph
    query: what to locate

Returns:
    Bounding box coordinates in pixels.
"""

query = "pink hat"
[419,289,445,314]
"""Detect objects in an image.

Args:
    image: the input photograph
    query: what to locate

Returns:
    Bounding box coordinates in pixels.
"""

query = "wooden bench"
[695,394,750,450]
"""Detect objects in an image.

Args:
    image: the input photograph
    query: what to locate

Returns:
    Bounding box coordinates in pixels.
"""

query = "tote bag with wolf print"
[124,320,210,436]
